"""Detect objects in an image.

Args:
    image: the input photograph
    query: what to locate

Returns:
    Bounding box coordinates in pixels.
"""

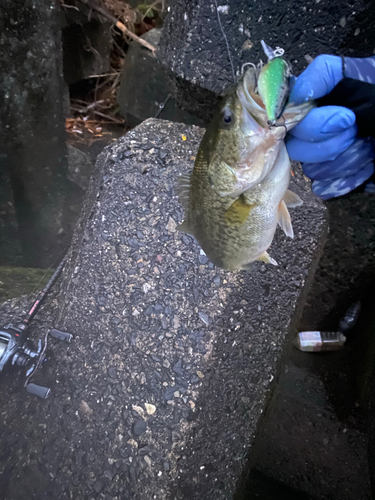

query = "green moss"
[0,266,54,302]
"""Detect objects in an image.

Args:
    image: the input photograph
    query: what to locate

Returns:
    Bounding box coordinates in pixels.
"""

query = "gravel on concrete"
[0,119,327,500]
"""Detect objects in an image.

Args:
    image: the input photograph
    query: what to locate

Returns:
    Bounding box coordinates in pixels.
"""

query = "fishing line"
[154,94,171,118]
[213,0,236,82]
[28,246,69,297]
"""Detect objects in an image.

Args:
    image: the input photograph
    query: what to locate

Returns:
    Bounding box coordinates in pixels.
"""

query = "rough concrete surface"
[300,193,375,332]
[0,0,82,267]
[0,119,327,500]
[61,1,112,85]
[66,144,95,193]
[247,356,371,500]
[117,29,206,128]
[240,187,375,498]
[158,0,375,121]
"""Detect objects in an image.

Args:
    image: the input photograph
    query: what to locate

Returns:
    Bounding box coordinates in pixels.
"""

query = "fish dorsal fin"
[175,173,191,211]
[278,200,294,238]
[257,251,278,266]
[225,196,256,227]
[283,189,303,208]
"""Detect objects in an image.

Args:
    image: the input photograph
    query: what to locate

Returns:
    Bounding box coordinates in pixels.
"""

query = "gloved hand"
[286,54,375,199]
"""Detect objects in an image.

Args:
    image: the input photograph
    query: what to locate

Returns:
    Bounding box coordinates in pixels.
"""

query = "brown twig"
[72,99,106,113]
[91,110,124,123]
[77,0,156,56]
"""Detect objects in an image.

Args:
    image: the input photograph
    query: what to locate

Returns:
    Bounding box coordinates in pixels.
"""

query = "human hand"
[286,54,375,199]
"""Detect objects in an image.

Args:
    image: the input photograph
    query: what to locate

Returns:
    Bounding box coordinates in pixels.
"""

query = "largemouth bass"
[176,45,313,271]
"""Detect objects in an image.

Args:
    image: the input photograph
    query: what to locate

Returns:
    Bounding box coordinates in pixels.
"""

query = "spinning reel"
[0,257,72,398]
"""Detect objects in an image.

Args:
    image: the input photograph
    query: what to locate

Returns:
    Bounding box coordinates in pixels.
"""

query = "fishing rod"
[0,256,72,398]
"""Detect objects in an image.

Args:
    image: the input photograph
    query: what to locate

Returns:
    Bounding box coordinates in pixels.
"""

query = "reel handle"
[49,329,72,343]
[26,383,50,399]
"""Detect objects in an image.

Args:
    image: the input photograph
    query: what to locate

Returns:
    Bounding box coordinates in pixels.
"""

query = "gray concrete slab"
[157,0,375,121]
[117,29,206,127]
[0,119,327,500]
[246,358,371,499]
[0,0,82,267]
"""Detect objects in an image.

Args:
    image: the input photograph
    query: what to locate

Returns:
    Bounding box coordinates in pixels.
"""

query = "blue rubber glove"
[286,54,375,199]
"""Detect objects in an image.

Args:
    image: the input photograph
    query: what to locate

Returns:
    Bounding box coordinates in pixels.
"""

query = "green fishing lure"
[257,40,291,126]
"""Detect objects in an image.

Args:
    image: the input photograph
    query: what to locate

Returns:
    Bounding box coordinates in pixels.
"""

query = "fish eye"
[222,108,234,126]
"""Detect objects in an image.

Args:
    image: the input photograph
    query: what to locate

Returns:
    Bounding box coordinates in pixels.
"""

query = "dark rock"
[172,359,184,377]
[0,0,80,266]
[144,305,154,316]
[132,419,147,436]
[164,385,179,401]
[0,156,22,265]
[61,3,112,85]
[159,149,169,160]
[151,354,161,363]
[198,254,209,265]
[158,0,375,121]
[104,470,113,480]
[138,445,152,456]
[164,306,173,316]
[128,237,143,248]
[66,144,94,194]
[93,479,104,493]
[107,367,117,379]
[117,28,206,127]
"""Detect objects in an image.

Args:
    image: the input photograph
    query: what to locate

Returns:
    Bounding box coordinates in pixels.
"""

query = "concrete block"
[61,2,112,85]
[117,29,206,127]
[0,119,327,499]
[157,0,375,121]
[0,0,83,267]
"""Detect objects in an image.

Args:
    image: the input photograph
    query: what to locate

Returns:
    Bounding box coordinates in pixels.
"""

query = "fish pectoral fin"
[225,195,256,227]
[175,173,191,211]
[278,200,294,238]
[257,251,278,266]
[177,220,194,236]
[283,189,303,208]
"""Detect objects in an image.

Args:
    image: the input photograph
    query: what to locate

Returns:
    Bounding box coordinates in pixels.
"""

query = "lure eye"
[222,108,234,126]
